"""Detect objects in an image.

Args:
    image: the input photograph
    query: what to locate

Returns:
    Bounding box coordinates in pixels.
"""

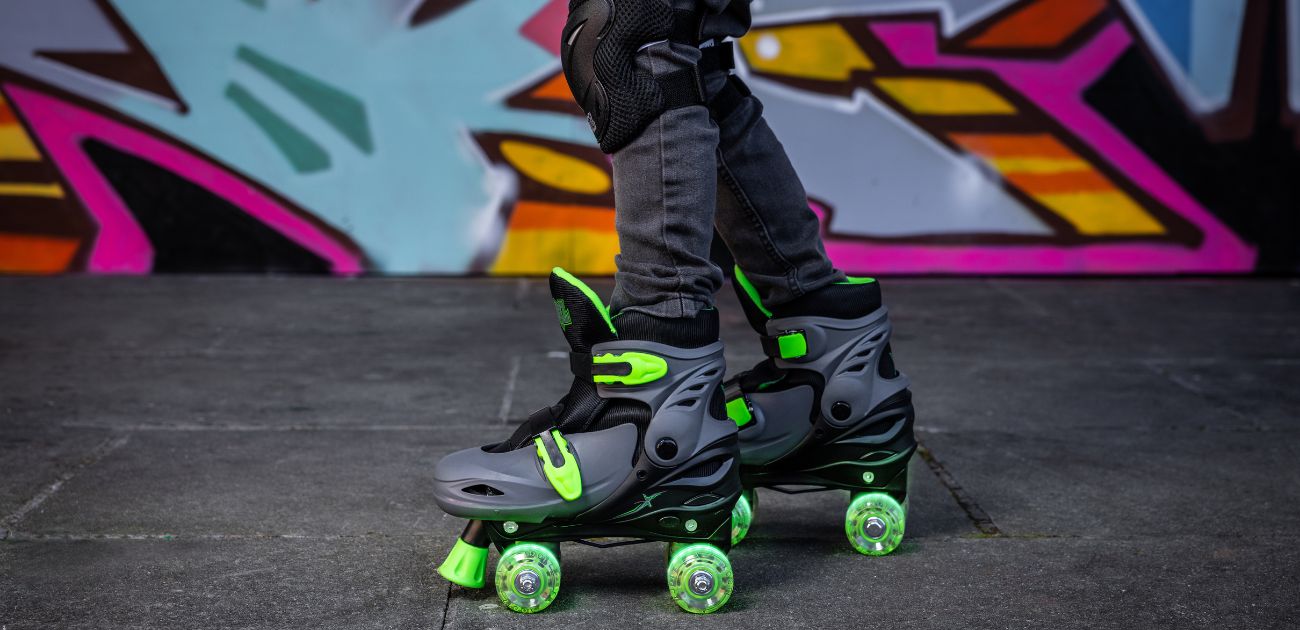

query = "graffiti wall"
[0,0,1295,275]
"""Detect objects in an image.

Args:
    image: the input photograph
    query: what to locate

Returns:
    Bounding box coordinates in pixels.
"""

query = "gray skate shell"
[431,340,735,523]
[592,340,733,469]
[738,385,814,465]
[739,307,910,465]
[432,423,637,523]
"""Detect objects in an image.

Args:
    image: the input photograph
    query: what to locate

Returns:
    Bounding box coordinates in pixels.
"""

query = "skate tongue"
[549,267,617,353]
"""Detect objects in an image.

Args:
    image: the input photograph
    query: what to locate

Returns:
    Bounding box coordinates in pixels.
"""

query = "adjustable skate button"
[659,516,680,529]
[831,402,853,421]
[592,351,668,386]
[655,438,678,460]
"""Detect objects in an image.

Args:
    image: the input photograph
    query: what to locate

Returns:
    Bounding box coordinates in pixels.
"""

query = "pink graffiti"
[836,19,1256,274]
[5,84,365,275]
[520,0,565,56]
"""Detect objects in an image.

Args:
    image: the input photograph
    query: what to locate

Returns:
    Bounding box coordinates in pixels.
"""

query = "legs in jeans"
[608,38,841,318]
[704,68,845,307]
[608,40,723,319]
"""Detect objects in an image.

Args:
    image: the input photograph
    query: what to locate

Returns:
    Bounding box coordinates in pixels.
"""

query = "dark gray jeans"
[608,35,844,319]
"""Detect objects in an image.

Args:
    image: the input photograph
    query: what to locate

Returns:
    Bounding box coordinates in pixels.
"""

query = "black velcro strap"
[669,8,702,43]
[658,67,705,109]
[758,335,783,358]
[569,351,591,378]
[723,378,744,403]
[707,75,751,122]
[699,41,735,76]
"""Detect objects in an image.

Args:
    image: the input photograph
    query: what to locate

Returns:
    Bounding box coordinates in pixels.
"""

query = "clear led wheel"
[845,492,906,556]
[495,542,561,613]
[666,543,733,614]
[730,488,757,546]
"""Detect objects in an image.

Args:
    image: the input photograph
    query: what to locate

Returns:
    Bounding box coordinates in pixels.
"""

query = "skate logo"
[554,299,572,329]
[614,491,664,519]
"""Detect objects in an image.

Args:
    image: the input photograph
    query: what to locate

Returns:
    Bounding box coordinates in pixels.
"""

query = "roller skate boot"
[433,268,741,614]
[723,267,916,556]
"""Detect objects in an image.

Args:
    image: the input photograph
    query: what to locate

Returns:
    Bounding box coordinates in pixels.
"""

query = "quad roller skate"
[433,268,741,614]
[723,267,916,556]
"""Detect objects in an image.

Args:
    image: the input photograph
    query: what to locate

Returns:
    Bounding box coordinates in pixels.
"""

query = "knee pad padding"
[561,0,699,153]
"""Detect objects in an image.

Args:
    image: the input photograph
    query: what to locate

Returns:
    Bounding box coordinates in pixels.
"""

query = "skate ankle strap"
[761,330,808,360]
[568,351,592,378]
[533,429,582,501]
[591,351,668,386]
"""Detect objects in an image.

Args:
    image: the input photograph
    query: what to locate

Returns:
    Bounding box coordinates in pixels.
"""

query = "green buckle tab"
[533,430,582,501]
[726,396,753,427]
[592,351,668,386]
[777,331,808,360]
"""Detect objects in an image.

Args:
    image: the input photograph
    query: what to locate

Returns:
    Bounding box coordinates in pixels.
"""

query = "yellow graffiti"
[988,157,1092,174]
[0,126,42,161]
[740,24,874,81]
[492,229,620,275]
[0,182,65,198]
[874,78,1016,115]
[1036,191,1165,235]
[500,141,610,195]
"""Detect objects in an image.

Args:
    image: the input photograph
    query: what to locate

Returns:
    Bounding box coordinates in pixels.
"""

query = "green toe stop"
[438,538,489,588]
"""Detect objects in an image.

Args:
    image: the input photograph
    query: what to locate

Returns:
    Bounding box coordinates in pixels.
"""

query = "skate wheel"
[665,543,733,614]
[495,542,561,613]
[844,492,905,556]
[730,488,757,546]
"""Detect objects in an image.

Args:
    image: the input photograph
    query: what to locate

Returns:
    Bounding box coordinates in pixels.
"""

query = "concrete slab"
[2,276,1297,629]
[0,536,447,629]
[922,427,1300,538]
[443,535,1300,630]
[16,429,467,537]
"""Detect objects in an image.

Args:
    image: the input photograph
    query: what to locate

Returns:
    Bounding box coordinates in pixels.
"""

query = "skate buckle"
[534,429,583,501]
[591,351,668,386]
[775,330,808,360]
[725,396,753,427]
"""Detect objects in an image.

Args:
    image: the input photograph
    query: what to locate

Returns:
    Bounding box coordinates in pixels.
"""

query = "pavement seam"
[1,435,129,540]
[439,581,452,630]
[915,439,1002,537]
[497,353,521,423]
[1139,359,1260,429]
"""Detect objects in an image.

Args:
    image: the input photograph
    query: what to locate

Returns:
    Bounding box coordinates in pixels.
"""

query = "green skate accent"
[552,267,616,335]
[553,299,572,329]
[592,351,667,386]
[496,542,561,613]
[844,491,906,556]
[838,276,877,284]
[726,396,753,427]
[776,331,808,359]
[437,538,489,589]
[533,430,582,501]
[730,490,755,546]
[666,543,734,614]
[756,375,785,390]
[732,266,773,318]
[613,491,664,519]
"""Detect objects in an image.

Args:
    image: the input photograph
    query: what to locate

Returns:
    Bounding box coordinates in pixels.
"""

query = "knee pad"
[561,0,704,154]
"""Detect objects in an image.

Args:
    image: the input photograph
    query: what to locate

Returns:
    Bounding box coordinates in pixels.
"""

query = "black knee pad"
[561,0,703,154]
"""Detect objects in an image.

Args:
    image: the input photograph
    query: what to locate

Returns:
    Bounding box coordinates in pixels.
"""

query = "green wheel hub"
[666,543,733,614]
[730,488,757,546]
[845,492,906,556]
[495,542,561,613]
